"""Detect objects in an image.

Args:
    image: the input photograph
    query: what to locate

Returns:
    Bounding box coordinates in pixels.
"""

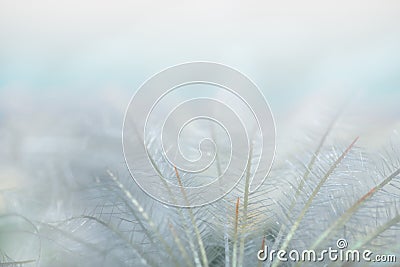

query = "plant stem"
[232,197,240,267]
[310,166,400,251]
[272,137,358,267]
[174,167,209,267]
[238,144,253,267]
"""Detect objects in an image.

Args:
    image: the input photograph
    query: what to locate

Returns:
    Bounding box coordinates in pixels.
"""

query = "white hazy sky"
[1,0,399,89]
[1,1,399,135]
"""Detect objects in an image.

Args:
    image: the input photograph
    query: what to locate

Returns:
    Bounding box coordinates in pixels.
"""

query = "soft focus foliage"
[0,91,399,266]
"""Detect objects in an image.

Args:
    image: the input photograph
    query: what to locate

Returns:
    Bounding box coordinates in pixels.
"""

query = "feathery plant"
[1,112,399,267]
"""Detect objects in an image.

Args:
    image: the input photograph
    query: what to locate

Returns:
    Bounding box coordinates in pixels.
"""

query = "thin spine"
[310,167,400,250]
[107,170,181,267]
[238,145,253,267]
[168,222,194,267]
[146,150,201,266]
[277,119,336,257]
[352,213,400,250]
[232,197,240,267]
[289,118,336,212]
[136,132,200,265]
[272,137,359,267]
[257,237,265,267]
[328,214,400,267]
[174,167,209,267]
[211,128,230,267]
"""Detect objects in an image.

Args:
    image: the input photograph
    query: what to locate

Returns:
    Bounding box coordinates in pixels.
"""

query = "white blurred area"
[1,0,400,87]
[0,0,399,212]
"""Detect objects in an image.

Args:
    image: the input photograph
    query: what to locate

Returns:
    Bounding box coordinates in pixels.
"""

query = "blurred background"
[0,0,399,265]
